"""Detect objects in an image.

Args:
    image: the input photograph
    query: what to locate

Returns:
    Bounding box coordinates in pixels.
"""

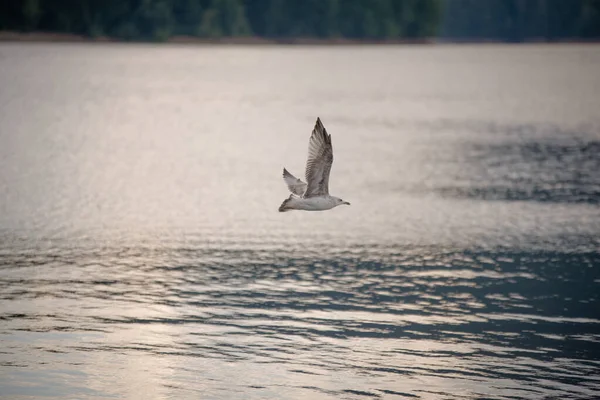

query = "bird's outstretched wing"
[282,168,307,196]
[304,117,333,198]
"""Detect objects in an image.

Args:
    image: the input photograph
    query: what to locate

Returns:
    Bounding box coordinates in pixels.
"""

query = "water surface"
[1,43,599,399]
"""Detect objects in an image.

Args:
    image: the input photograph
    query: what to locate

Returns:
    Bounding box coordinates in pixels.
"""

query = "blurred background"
[0,1,599,400]
[0,0,599,43]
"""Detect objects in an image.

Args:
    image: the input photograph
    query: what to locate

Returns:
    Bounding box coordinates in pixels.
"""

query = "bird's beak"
[343,201,351,205]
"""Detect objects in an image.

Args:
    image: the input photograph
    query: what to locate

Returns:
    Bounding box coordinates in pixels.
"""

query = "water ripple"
[1,241,598,399]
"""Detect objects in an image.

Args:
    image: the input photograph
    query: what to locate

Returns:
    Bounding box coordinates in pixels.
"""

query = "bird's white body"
[279,195,342,212]
[278,118,350,212]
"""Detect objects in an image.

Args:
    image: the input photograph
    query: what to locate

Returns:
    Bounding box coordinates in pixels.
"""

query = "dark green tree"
[172,0,203,36]
[135,0,173,41]
[23,0,42,31]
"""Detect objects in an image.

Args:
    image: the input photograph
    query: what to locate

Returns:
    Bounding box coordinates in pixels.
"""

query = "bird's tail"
[278,194,294,212]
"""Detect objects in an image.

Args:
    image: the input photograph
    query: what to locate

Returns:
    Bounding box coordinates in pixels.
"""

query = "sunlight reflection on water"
[0,43,599,399]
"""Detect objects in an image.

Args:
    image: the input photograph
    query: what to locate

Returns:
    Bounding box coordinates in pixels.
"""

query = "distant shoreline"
[0,31,433,45]
[1,31,599,45]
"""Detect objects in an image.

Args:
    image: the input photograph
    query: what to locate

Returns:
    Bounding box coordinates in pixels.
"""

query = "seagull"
[279,117,350,212]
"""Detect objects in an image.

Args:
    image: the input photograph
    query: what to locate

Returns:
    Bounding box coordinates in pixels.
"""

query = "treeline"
[442,0,600,41]
[0,0,442,41]
[2,0,598,43]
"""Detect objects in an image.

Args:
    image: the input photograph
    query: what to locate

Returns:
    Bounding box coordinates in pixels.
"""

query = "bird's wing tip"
[314,117,326,135]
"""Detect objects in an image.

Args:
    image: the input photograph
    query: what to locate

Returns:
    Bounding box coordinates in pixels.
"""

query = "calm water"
[0,43,599,399]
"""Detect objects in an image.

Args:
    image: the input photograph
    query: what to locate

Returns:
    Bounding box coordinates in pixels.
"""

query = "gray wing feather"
[283,168,307,196]
[303,117,333,197]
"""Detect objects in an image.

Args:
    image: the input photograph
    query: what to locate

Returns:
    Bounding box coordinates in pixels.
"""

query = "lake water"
[0,43,599,399]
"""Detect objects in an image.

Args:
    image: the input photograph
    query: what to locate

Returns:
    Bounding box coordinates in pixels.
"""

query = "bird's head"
[334,197,351,207]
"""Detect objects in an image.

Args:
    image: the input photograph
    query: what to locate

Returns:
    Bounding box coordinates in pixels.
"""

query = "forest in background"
[442,0,600,41]
[0,0,599,42]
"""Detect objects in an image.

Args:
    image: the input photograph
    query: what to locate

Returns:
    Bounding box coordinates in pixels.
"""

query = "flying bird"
[279,117,350,212]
